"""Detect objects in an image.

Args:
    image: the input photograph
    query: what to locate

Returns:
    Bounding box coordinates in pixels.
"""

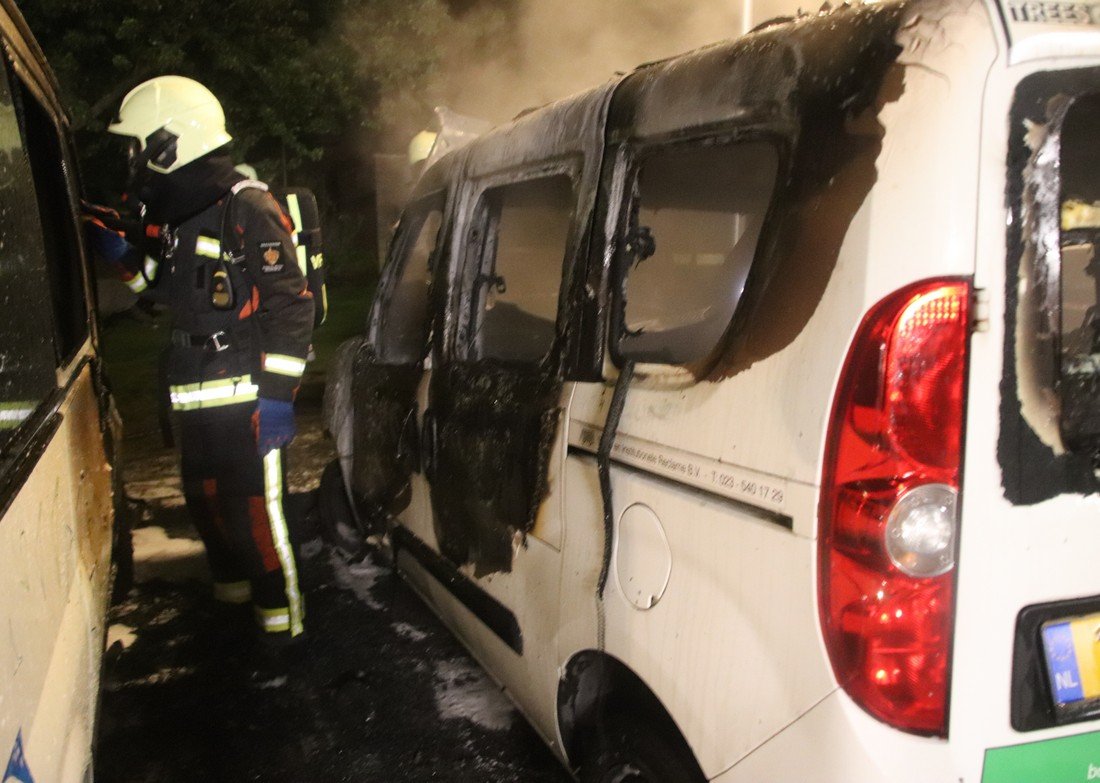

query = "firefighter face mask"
[126,128,179,186]
[127,149,240,226]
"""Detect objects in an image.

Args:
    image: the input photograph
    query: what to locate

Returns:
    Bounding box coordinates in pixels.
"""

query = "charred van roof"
[461,80,620,180]
[444,1,913,179]
[608,1,909,143]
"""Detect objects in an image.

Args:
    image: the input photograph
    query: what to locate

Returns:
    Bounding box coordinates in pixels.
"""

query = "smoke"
[342,0,808,150]
[436,0,748,125]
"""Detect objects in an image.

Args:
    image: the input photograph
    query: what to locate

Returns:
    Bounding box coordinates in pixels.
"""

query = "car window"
[0,63,60,448]
[377,201,443,364]
[15,75,89,364]
[470,174,573,363]
[1055,92,1100,451]
[619,141,778,365]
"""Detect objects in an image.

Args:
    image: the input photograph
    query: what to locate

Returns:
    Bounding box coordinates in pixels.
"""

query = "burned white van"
[325,0,1100,778]
[0,2,122,780]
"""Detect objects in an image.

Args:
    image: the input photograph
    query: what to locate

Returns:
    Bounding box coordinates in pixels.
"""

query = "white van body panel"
[396,544,566,749]
[710,690,956,782]
[0,11,119,779]
[593,468,829,774]
[0,360,115,782]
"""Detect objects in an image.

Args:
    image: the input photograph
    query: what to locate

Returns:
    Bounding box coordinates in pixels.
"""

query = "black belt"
[171,329,230,352]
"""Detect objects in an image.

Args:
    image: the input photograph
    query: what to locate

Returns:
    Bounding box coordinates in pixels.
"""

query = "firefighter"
[104,76,313,648]
[407,129,437,179]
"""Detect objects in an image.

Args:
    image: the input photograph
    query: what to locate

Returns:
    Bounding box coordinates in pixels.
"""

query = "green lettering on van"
[982,730,1100,782]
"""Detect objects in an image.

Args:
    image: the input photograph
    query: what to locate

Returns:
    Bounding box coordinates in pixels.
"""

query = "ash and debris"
[96,405,569,782]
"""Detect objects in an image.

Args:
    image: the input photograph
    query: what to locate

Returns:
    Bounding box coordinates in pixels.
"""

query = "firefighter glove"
[253,397,296,455]
[84,218,132,263]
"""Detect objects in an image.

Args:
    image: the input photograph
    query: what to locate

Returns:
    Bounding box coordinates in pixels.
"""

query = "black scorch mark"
[429,360,562,577]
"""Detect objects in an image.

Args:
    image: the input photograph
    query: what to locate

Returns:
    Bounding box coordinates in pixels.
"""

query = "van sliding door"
[427,173,574,578]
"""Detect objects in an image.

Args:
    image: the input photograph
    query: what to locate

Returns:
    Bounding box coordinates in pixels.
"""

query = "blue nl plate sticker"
[1043,621,1086,704]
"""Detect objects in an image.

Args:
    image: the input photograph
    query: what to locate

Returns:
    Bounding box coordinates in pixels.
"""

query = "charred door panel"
[349,346,421,524]
[430,169,582,577]
[430,361,562,575]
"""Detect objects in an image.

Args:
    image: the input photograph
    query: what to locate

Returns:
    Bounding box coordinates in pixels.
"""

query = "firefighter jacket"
[156,186,315,413]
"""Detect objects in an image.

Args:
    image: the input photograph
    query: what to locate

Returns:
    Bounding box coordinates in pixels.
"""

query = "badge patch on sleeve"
[258,241,284,272]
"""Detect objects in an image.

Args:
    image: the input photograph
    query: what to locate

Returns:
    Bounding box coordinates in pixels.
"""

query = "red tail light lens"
[819,279,970,737]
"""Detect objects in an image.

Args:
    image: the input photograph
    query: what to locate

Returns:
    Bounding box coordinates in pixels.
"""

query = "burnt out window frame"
[1051,92,1100,457]
[369,191,447,365]
[608,129,783,376]
[456,159,581,366]
[1001,68,1100,510]
[8,56,92,370]
[0,41,76,509]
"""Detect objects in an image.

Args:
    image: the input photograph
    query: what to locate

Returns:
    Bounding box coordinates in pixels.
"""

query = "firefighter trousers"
[179,403,305,638]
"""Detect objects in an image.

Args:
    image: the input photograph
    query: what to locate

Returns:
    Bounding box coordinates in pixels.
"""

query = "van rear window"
[619,141,777,366]
[1057,94,1100,451]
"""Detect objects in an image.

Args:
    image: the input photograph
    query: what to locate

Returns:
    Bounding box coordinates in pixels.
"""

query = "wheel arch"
[556,649,703,775]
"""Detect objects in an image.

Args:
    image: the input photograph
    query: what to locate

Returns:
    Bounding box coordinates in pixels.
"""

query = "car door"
[426,168,577,577]
[399,167,581,733]
[346,192,446,530]
[393,88,615,745]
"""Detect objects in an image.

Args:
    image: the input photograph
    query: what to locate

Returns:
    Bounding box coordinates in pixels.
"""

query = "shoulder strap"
[233,179,269,196]
[220,179,269,263]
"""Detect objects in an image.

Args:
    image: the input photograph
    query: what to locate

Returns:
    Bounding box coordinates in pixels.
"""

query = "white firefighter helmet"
[407,130,437,167]
[108,76,232,174]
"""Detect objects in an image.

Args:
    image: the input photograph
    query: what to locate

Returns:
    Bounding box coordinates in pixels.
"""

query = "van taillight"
[819,279,970,737]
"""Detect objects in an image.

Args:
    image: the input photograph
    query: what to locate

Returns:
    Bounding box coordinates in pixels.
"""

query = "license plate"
[1041,612,1100,720]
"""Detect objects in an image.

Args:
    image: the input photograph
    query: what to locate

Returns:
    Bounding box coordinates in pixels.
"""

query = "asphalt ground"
[95,304,572,782]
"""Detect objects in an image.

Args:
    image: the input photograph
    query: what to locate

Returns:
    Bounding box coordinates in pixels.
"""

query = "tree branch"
[85,64,159,127]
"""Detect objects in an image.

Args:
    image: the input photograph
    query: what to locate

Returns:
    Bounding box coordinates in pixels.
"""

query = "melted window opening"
[1058,93,1100,454]
[469,174,573,364]
[618,141,778,366]
[16,76,87,365]
[377,203,443,364]
[0,60,60,454]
